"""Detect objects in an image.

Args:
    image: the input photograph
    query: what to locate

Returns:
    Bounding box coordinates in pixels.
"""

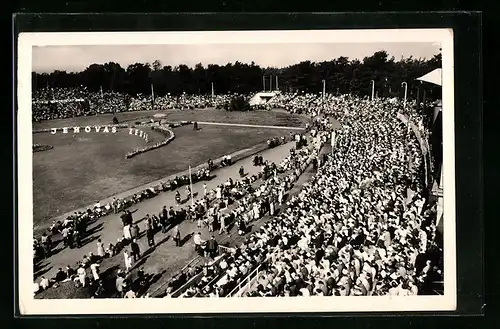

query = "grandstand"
[31,50,444,300]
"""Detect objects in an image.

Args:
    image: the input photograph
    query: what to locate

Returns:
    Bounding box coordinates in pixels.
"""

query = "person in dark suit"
[314,230,325,249]
[206,236,218,258]
[161,206,169,233]
[314,248,325,267]
[120,212,128,227]
[130,239,141,261]
[168,206,177,226]
[123,210,133,226]
[55,268,67,282]
[326,274,336,295]
[146,220,155,248]
[172,225,181,247]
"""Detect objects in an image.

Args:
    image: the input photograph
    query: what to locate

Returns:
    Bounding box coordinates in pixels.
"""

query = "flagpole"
[401,82,408,109]
[331,130,335,156]
[151,83,155,111]
[189,166,194,207]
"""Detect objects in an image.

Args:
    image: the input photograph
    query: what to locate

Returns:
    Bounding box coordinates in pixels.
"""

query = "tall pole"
[331,130,336,156]
[322,79,326,99]
[276,76,279,90]
[211,82,214,98]
[262,76,265,91]
[416,84,420,108]
[269,75,273,91]
[401,82,408,109]
[111,67,115,92]
[371,80,375,100]
[189,166,194,207]
[100,85,104,99]
[151,83,155,111]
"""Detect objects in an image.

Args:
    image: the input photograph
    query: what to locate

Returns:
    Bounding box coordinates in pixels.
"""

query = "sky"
[32,42,440,73]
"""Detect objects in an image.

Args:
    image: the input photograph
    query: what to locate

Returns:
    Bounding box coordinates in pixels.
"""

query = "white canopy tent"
[416,68,442,86]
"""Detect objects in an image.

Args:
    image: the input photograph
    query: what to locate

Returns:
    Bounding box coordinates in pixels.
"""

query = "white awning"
[416,68,442,87]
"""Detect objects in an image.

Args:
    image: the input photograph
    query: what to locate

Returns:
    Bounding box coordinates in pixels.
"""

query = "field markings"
[197,121,305,130]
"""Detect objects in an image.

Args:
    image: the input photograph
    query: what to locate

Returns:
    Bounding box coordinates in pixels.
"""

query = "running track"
[197,121,305,130]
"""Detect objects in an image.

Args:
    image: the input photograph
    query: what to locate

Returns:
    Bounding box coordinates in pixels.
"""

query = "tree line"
[32,50,442,99]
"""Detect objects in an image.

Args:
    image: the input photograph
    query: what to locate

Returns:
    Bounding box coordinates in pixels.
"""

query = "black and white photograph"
[17,29,455,314]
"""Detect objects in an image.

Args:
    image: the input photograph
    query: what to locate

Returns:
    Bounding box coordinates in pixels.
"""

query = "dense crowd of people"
[129,93,234,111]
[32,87,238,121]
[33,87,442,298]
[32,87,126,121]
[236,96,440,297]
[162,143,317,298]
[157,94,441,298]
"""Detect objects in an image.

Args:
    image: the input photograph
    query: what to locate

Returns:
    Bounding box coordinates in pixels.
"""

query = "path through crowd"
[196,121,305,131]
[34,141,297,298]
[146,147,319,297]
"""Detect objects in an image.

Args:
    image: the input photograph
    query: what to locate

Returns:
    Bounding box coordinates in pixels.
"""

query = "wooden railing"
[226,262,264,298]
[218,245,236,255]
[396,113,431,189]
[226,246,280,297]
[169,254,226,298]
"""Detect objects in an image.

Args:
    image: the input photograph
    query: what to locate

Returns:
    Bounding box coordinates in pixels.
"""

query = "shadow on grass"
[139,234,171,261]
[134,217,146,225]
[79,235,100,248]
[34,259,50,271]
[225,222,236,232]
[153,234,171,249]
[49,245,66,257]
[99,264,122,298]
[135,269,168,297]
[179,233,194,247]
[87,221,104,233]
[34,265,53,279]
[130,254,151,272]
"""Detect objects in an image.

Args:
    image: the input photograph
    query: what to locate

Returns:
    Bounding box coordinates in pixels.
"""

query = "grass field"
[33,109,307,228]
[32,108,308,130]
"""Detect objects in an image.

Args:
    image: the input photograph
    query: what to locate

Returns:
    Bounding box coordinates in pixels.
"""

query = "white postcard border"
[17,28,456,314]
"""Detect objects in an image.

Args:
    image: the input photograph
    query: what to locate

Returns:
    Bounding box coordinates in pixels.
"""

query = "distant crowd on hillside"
[31,86,436,124]
[32,87,240,122]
